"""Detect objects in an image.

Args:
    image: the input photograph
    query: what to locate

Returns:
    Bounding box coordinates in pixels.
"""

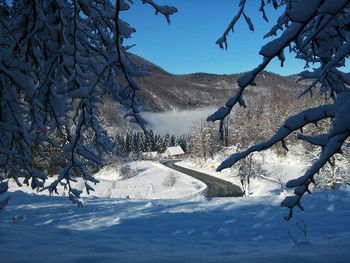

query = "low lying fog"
[141,106,218,135]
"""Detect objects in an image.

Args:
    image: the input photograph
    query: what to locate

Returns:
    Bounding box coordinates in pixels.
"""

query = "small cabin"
[164,146,185,158]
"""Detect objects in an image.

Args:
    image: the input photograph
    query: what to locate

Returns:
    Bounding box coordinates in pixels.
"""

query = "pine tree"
[170,135,177,147]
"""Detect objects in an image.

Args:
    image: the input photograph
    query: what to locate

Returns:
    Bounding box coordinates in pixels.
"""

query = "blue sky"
[122,0,306,76]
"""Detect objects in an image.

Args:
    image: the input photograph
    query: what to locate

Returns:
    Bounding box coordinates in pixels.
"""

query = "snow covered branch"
[210,0,350,219]
[0,0,176,207]
[142,0,178,24]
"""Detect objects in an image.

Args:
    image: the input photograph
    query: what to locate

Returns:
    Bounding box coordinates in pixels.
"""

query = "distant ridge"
[100,53,321,133]
[126,53,306,112]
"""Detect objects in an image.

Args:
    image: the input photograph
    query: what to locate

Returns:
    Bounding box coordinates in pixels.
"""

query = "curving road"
[162,160,243,197]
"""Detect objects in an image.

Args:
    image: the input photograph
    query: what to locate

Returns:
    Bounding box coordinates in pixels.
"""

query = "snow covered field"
[1,189,350,263]
[7,161,207,200]
[2,157,350,262]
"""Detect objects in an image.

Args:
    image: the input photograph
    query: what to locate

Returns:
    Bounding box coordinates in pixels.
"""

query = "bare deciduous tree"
[208,0,350,219]
[0,0,177,209]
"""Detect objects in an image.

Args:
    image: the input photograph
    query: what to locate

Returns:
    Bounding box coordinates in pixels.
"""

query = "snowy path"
[162,160,243,197]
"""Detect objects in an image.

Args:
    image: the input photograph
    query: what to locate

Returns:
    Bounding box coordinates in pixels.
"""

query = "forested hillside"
[101,54,326,139]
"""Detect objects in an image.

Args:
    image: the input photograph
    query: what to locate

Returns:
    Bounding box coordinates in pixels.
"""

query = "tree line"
[112,130,188,158]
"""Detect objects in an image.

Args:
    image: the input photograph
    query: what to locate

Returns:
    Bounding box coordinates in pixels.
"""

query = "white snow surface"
[7,161,207,200]
[2,154,350,262]
[1,189,350,262]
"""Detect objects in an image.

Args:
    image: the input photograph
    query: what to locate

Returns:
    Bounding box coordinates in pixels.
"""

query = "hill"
[131,53,305,111]
[101,53,321,134]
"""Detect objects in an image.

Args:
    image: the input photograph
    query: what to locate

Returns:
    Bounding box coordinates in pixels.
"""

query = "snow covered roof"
[165,146,185,156]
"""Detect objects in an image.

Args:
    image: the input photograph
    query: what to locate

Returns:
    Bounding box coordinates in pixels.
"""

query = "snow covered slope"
[7,161,207,200]
[3,156,350,262]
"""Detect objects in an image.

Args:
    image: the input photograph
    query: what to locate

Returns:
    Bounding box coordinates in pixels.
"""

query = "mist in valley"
[141,106,218,135]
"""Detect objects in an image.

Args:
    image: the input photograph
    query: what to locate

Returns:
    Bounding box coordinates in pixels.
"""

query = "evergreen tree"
[170,135,177,147]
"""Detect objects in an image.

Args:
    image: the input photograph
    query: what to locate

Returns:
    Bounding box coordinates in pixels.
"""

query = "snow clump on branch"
[208,0,350,220]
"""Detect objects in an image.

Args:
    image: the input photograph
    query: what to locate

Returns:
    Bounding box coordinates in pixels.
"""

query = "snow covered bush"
[162,173,178,188]
[208,0,350,219]
[119,164,137,180]
[0,0,177,208]
[314,157,350,190]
